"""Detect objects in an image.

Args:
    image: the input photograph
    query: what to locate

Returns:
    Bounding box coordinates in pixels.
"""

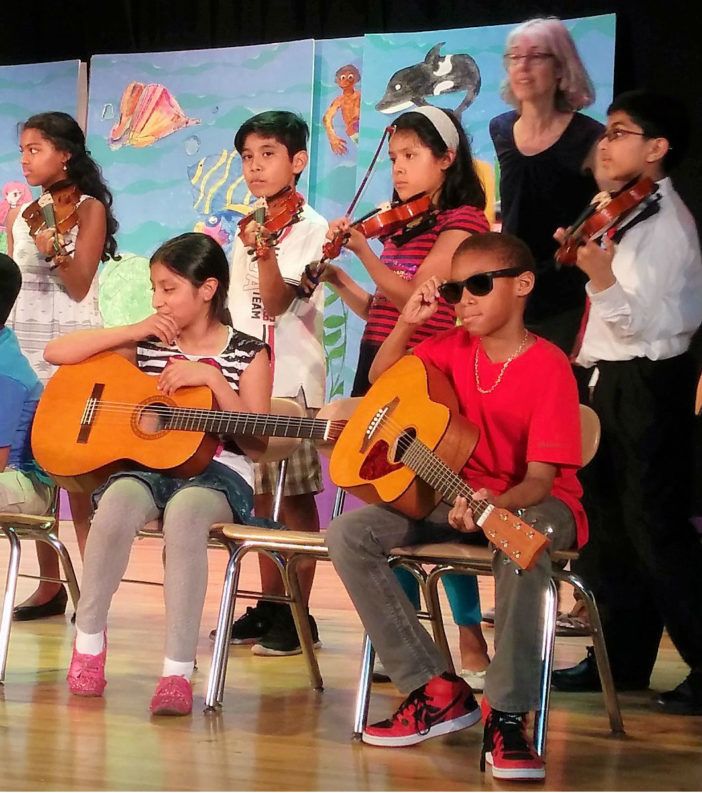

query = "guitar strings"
[77,399,346,437]
[365,412,487,514]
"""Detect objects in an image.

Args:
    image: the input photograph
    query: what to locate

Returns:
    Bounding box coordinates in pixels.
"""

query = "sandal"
[555,612,591,637]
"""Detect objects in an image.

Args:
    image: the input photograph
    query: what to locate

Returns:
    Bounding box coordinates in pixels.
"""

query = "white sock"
[75,629,105,655]
[162,657,194,680]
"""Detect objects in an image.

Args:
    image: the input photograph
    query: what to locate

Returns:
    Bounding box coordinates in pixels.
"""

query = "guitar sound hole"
[391,428,416,463]
[137,403,171,435]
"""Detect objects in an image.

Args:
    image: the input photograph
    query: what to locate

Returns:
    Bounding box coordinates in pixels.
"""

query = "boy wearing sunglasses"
[327,231,585,781]
[551,91,702,714]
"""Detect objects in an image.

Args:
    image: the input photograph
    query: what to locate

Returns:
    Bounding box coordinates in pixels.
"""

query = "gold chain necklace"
[474,330,530,395]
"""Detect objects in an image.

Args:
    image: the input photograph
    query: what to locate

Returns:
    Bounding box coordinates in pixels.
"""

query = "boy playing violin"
[327,231,586,782]
[551,91,702,715]
[223,111,328,656]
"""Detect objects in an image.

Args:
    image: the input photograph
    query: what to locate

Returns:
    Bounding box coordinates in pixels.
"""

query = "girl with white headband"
[301,105,492,686]
[308,105,488,395]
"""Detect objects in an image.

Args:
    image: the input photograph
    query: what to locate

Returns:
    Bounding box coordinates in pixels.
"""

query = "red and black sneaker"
[362,672,481,747]
[481,701,545,781]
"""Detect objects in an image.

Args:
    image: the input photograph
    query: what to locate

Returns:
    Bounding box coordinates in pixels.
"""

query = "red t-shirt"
[362,205,489,347]
[413,327,588,548]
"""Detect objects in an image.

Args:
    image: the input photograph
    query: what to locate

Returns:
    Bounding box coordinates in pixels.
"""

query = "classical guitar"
[31,352,357,493]
[328,355,550,570]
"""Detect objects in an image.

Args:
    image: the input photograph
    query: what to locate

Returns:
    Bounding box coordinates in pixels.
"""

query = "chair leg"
[424,566,456,674]
[558,570,625,735]
[40,532,81,611]
[352,632,375,740]
[533,577,558,758]
[285,553,323,691]
[204,543,245,711]
[0,528,21,684]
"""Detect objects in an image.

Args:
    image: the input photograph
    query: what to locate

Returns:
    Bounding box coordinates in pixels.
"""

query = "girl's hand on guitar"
[448,489,492,533]
[157,360,220,396]
[131,313,180,346]
[400,276,442,327]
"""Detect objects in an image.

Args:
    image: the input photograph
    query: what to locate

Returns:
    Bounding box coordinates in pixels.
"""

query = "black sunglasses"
[438,267,529,303]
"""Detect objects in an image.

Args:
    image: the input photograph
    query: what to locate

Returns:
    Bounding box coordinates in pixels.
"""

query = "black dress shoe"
[551,646,649,692]
[13,585,68,621]
[552,646,602,691]
[654,672,702,715]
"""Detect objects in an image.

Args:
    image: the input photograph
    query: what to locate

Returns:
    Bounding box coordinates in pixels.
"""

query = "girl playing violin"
[302,106,489,396]
[6,111,119,621]
[302,106,491,686]
[44,231,272,715]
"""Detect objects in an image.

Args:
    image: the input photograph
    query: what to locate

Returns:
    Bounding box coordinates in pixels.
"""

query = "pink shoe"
[67,640,107,697]
[149,675,193,716]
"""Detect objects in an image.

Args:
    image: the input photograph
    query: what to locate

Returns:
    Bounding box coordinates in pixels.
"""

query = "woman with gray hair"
[490,16,604,355]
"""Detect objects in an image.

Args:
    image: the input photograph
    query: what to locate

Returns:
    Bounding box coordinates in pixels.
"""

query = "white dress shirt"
[576,177,702,368]
[228,203,328,407]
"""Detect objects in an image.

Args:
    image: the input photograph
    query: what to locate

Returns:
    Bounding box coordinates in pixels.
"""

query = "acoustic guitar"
[31,352,357,493]
[328,355,550,570]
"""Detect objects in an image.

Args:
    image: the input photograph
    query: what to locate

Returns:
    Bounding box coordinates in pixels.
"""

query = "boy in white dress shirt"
[220,111,328,656]
[552,91,702,715]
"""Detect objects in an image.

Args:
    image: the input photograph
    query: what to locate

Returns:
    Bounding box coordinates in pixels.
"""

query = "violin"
[22,181,82,260]
[298,194,433,299]
[238,186,305,258]
[556,176,659,266]
[322,194,433,261]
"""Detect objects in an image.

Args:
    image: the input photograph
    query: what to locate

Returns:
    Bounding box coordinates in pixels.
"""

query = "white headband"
[410,106,460,151]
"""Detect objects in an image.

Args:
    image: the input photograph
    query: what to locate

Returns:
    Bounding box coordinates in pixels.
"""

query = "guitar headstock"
[479,505,550,571]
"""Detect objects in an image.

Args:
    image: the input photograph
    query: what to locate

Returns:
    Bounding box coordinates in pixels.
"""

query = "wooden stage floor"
[0,523,701,791]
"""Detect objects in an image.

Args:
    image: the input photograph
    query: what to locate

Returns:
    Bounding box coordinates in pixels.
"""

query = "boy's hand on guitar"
[400,276,442,327]
[448,489,492,533]
[131,313,180,346]
[157,360,220,396]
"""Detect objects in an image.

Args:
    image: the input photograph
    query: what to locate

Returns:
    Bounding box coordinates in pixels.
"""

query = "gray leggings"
[76,478,233,662]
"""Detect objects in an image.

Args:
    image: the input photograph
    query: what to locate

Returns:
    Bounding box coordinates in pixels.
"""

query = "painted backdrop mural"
[86,41,315,326]
[0,61,81,253]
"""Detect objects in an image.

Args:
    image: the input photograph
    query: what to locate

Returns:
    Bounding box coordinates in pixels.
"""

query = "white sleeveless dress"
[8,195,102,384]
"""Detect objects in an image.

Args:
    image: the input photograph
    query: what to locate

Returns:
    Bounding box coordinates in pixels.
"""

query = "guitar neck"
[166,407,340,441]
[400,436,490,522]
[399,434,550,570]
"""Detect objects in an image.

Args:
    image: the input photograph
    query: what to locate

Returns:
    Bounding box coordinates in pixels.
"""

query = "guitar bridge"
[360,397,399,453]
[77,383,105,444]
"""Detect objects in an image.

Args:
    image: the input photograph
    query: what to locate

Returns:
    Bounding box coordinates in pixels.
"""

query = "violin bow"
[299,125,395,296]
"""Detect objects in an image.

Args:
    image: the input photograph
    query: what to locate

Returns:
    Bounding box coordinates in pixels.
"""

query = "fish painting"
[375,43,481,118]
[108,82,200,149]
[188,148,253,218]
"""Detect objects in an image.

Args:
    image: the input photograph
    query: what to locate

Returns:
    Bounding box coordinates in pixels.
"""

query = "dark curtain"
[2,0,699,220]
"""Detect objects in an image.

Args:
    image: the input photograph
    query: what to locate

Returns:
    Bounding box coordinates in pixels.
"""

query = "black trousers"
[574,354,702,684]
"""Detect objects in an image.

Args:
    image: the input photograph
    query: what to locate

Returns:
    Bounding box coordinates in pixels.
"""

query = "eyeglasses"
[438,267,528,303]
[503,52,555,68]
[600,127,648,142]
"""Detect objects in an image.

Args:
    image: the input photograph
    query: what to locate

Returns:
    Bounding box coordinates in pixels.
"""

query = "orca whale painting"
[375,43,481,119]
